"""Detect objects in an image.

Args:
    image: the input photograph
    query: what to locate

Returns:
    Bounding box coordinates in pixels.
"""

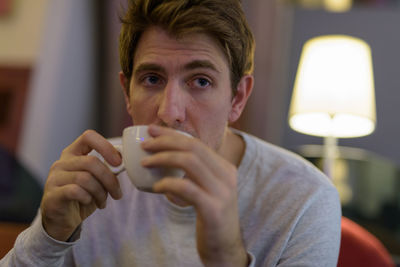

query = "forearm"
[201,250,248,267]
[0,213,76,266]
[198,234,252,267]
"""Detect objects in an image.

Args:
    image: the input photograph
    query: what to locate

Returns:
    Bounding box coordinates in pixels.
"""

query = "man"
[1,0,341,266]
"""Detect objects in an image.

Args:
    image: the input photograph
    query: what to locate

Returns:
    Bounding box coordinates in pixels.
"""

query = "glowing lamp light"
[297,0,352,12]
[288,35,376,178]
[324,0,352,12]
[289,35,376,139]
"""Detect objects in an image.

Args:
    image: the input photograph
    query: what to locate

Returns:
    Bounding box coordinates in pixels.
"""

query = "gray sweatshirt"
[1,130,341,266]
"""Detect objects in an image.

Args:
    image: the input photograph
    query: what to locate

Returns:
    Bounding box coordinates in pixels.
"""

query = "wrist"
[42,216,77,242]
[201,245,249,267]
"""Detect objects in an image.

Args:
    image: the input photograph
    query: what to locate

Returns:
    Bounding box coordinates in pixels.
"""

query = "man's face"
[123,27,237,151]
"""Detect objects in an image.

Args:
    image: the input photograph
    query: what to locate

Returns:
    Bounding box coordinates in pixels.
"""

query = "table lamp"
[298,0,352,12]
[288,35,376,178]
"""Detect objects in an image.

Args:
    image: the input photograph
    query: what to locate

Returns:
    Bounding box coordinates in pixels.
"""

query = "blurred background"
[1,0,400,263]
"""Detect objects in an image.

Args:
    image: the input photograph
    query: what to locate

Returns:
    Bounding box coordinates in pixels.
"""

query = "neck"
[218,128,245,167]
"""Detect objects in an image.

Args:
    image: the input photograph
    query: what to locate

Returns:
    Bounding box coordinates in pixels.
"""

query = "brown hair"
[119,0,255,95]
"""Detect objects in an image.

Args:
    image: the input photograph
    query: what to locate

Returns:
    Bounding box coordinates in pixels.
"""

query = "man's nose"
[157,80,186,126]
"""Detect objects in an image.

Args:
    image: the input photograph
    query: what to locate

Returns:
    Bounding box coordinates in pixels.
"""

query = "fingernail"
[141,139,150,146]
[149,124,161,135]
[141,158,149,166]
[113,155,121,165]
[149,124,160,130]
[152,184,159,193]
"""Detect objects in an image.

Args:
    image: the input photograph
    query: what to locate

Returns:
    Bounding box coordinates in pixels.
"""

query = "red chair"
[338,217,395,267]
[0,222,29,258]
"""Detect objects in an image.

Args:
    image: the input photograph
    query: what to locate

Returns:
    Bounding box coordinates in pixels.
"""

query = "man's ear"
[119,71,133,117]
[228,74,254,123]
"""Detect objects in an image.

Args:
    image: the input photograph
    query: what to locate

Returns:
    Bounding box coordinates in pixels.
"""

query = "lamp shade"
[323,0,352,12]
[288,35,376,138]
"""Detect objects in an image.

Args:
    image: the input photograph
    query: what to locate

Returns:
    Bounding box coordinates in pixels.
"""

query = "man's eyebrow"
[134,63,166,76]
[184,60,220,73]
[133,60,221,76]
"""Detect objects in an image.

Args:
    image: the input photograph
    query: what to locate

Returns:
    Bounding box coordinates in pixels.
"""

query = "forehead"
[133,27,229,73]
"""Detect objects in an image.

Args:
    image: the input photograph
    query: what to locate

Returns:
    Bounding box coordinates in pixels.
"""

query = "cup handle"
[105,145,125,175]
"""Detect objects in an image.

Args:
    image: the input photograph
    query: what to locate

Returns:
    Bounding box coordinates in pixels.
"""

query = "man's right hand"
[40,130,123,241]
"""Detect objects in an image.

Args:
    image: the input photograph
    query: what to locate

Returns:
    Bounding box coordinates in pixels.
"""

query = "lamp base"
[323,136,338,179]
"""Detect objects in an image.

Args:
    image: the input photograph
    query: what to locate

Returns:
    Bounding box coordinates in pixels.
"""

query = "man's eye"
[193,78,211,88]
[143,75,160,85]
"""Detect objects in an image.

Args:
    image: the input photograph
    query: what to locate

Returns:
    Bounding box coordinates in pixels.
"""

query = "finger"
[147,124,194,139]
[141,133,192,152]
[153,177,213,214]
[56,183,93,206]
[141,151,224,194]
[62,130,121,166]
[53,171,108,209]
[51,155,122,200]
[142,134,235,185]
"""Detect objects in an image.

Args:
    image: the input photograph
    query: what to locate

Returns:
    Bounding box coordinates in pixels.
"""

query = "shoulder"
[235,130,341,265]
[235,129,340,222]
[236,129,334,191]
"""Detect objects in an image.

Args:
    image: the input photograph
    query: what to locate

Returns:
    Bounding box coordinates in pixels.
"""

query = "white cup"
[109,125,190,192]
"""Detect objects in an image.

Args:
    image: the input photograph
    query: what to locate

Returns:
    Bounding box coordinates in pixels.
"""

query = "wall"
[0,0,49,65]
[99,0,131,139]
[0,0,49,153]
[17,0,98,183]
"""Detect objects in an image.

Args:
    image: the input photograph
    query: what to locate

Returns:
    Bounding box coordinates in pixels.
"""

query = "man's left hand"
[141,125,248,267]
